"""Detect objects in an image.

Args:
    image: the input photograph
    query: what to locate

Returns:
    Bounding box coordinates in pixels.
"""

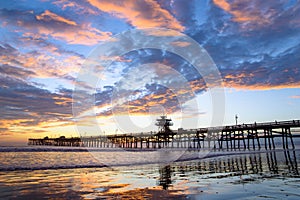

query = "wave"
[1,148,297,172]
[0,146,139,152]
[0,164,107,172]
[2,145,299,152]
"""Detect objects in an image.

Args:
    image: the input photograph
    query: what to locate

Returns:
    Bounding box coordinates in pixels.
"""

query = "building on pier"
[155,115,176,145]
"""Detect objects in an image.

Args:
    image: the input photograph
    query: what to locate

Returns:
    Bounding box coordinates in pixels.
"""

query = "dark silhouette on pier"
[28,136,81,147]
[28,118,300,150]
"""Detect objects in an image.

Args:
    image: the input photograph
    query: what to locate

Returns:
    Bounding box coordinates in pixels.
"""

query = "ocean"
[0,145,300,199]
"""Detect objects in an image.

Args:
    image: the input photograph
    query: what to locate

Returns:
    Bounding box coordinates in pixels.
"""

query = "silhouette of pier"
[28,119,300,150]
[28,136,81,147]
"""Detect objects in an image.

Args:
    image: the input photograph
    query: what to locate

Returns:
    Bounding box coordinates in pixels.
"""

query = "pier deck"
[28,120,300,150]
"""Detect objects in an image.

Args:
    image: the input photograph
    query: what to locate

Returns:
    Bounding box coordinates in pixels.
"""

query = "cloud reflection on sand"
[0,149,299,199]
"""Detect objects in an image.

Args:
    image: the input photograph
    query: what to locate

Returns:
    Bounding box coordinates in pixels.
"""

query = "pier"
[28,136,81,147]
[28,118,300,150]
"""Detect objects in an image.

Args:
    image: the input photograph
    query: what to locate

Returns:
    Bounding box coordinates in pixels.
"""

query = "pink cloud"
[50,23,111,45]
[0,44,83,79]
[1,9,111,46]
[34,10,111,45]
[213,0,278,30]
[87,0,184,31]
[290,95,300,99]
[52,0,98,15]
[36,10,77,26]
[170,41,191,47]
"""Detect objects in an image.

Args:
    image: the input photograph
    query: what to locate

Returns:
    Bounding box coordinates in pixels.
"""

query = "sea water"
[0,145,300,199]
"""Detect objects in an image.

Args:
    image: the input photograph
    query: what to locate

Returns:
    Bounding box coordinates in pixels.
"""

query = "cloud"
[95,85,183,117]
[0,75,76,135]
[52,0,99,15]
[290,95,300,99]
[222,63,300,90]
[0,64,35,80]
[1,0,300,138]
[0,127,9,133]
[189,0,300,91]
[0,9,111,45]
[0,43,83,80]
[91,59,201,118]
[48,23,111,45]
[212,0,279,30]
[36,10,77,26]
[170,41,191,47]
[34,9,111,45]
[0,77,73,119]
[87,0,184,31]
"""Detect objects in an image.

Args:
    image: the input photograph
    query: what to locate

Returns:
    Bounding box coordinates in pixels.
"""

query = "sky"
[1,0,300,145]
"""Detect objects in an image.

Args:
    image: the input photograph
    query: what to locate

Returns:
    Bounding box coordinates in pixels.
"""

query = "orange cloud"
[87,0,184,31]
[52,23,111,45]
[95,85,196,117]
[36,10,77,26]
[144,28,182,37]
[53,96,72,106]
[7,9,112,45]
[33,19,111,45]
[1,42,84,78]
[214,0,231,11]
[290,95,300,99]
[224,81,300,91]
[0,88,75,138]
[224,72,254,80]
[170,41,191,47]
[189,79,207,93]
[223,70,300,90]
[53,0,98,15]
[213,0,273,29]
[0,118,76,144]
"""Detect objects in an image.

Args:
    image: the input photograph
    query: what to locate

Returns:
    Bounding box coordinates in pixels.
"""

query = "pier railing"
[28,119,300,150]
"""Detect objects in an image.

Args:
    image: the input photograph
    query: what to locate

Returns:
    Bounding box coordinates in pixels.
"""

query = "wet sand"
[0,149,300,199]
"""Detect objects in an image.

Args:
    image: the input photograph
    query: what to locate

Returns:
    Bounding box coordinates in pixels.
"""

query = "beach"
[0,147,300,199]
[2,0,300,199]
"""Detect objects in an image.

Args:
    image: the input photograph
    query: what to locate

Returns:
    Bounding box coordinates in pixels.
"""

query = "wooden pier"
[28,136,81,147]
[28,119,300,150]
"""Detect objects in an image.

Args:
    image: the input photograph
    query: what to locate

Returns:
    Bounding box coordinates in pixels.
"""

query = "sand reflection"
[0,150,299,199]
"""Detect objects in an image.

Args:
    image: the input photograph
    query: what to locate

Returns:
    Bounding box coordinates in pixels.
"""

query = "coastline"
[0,149,299,199]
